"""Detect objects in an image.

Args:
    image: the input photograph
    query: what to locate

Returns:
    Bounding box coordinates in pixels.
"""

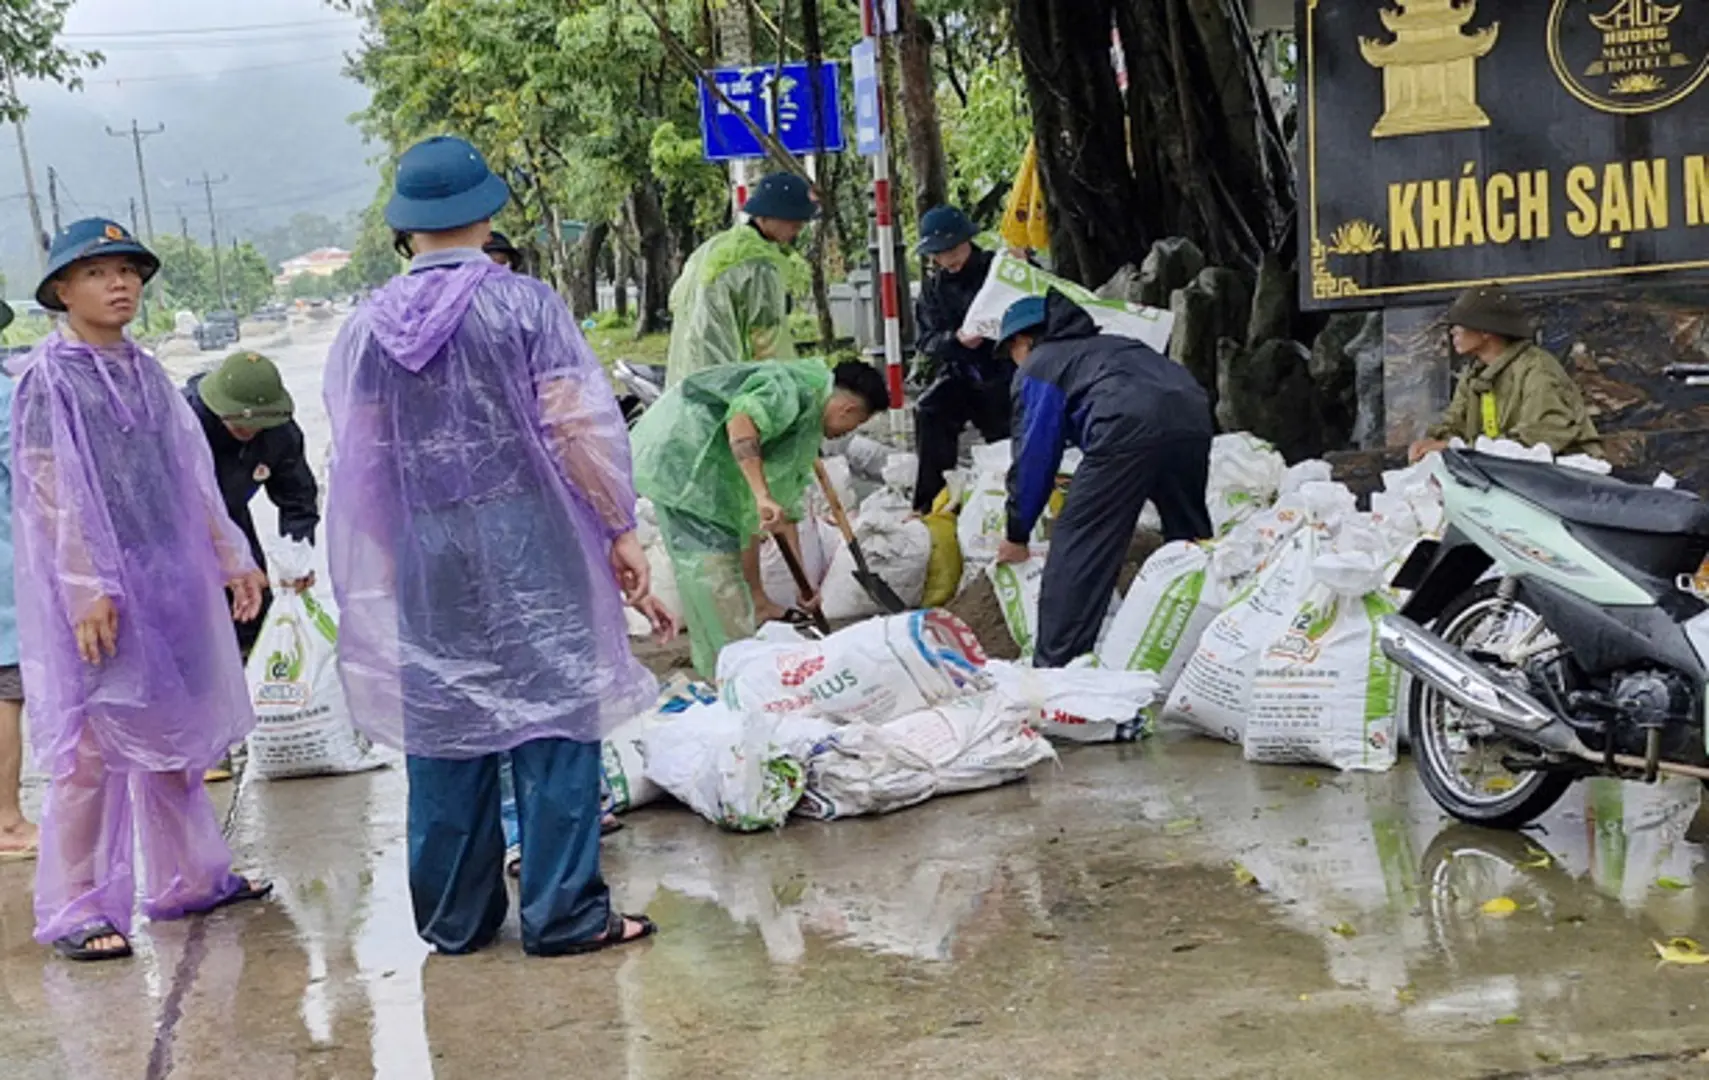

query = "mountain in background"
[0,59,378,297]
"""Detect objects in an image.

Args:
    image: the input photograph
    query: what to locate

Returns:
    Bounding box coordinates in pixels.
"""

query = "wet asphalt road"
[8,319,1709,1078]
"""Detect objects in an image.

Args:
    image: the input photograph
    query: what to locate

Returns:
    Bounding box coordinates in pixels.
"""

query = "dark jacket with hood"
[915,246,1005,382]
[184,373,319,572]
[1005,291,1212,542]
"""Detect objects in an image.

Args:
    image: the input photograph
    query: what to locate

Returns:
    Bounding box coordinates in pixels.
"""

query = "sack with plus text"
[718,610,988,725]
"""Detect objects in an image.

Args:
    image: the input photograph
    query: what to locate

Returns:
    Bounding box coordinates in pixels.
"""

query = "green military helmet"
[199,350,296,429]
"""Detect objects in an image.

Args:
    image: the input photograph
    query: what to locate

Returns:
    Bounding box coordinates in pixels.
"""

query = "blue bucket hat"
[36,218,160,312]
[995,295,1049,356]
[742,172,818,222]
[385,135,511,233]
[916,206,977,255]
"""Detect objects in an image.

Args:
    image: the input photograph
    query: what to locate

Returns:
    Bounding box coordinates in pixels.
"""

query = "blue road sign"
[698,62,845,162]
[851,40,881,157]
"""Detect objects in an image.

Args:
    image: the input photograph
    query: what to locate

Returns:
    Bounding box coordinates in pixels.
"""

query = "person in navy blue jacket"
[994,291,1214,667]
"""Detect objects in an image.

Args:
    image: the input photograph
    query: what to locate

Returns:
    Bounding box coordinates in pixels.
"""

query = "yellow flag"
[1001,139,1050,251]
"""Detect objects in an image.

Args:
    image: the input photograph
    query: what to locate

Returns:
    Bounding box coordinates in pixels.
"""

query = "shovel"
[814,459,908,615]
[773,529,832,636]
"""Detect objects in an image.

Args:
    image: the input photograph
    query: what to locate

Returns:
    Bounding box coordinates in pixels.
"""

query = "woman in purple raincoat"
[10,219,272,961]
[324,137,669,956]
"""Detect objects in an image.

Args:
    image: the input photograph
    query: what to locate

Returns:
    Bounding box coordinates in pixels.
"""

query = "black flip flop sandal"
[53,922,133,962]
[547,911,657,957]
[601,813,625,837]
[191,877,274,915]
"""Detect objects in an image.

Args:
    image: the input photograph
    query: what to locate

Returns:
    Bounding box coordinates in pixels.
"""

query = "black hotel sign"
[1298,0,1709,311]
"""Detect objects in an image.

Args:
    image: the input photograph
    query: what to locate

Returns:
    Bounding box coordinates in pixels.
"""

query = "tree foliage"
[0,0,101,122]
[151,234,275,317]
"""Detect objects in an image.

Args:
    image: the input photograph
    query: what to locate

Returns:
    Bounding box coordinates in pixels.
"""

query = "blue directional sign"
[851,40,882,157]
[698,62,845,162]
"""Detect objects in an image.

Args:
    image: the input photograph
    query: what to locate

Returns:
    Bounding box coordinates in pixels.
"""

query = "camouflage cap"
[198,350,296,429]
[1445,286,1535,341]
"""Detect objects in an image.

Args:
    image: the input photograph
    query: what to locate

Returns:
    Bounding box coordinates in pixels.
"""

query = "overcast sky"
[51,0,364,87]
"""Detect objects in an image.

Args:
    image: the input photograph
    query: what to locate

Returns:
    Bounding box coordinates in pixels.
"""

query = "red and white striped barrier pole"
[863,0,907,433]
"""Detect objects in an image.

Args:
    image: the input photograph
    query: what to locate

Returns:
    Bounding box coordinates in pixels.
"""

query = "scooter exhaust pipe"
[1378,615,1595,758]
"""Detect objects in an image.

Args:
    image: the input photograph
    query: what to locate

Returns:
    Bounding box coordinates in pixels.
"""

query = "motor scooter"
[613,358,667,427]
[1381,363,1709,827]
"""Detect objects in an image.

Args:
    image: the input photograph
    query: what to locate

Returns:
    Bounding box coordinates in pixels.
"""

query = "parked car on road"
[195,310,240,351]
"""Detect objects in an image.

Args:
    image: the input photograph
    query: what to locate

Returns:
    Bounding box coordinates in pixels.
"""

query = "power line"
[64,19,354,39]
[83,55,350,85]
[78,33,359,52]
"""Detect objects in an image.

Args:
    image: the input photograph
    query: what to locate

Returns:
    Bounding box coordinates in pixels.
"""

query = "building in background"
[274,247,351,288]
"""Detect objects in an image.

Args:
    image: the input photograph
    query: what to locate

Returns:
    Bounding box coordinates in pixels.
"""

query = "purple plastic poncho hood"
[324,255,657,758]
[9,332,257,773]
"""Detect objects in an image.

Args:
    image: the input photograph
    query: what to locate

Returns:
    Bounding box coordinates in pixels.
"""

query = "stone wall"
[1329,287,1709,496]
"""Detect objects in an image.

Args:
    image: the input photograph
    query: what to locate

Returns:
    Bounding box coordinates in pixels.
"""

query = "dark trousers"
[233,585,274,658]
[1035,433,1213,668]
[913,375,1013,513]
[406,737,610,955]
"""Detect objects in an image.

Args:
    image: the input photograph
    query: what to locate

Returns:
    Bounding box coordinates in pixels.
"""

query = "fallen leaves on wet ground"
[1481,897,1519,918]
[1654,937,1709,965]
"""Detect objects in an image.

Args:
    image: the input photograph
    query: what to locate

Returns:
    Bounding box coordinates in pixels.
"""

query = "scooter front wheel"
[1408,580,1574,830]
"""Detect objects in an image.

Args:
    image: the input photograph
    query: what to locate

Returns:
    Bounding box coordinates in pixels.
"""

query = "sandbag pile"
[1100,448,1449,773]
[636,609,1165,831]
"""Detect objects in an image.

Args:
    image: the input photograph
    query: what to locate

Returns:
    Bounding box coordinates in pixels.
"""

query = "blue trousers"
[406,737,610,955]
[500,756,613,849]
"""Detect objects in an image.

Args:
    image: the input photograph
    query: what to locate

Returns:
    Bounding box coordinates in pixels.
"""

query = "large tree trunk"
[629,181,673,336]
[1012,0,1149,287]
[569,220,610,319]
[1012,0,1294,284]
[896,0,949,219]
[1115,0,1293,271]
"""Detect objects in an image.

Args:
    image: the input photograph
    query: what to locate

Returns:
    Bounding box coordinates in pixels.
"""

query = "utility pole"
[46,166,61,234]
[107,119,164,241]
[130,197,151,327]
[180,211,190,246]
[190,172,230,309]
[5,66,50,272]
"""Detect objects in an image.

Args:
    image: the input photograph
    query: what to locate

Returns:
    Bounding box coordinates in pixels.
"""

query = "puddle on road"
[8,737,1709,1078]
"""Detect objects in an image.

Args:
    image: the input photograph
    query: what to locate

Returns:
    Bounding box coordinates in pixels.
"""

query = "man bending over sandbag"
[632,360,891,676]
[994,291,1214,668]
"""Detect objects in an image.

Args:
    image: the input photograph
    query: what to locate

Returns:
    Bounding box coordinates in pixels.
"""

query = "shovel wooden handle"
[814,459,858,545]
[773,530,832,635]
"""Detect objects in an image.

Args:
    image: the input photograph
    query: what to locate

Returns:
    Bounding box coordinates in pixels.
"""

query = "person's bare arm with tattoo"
[727,412,784,531]
[727,411,815,610]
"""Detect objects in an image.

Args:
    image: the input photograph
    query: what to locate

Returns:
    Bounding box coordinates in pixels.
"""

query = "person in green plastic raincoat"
[1410,286,1603,463]
[664,172,813,389]
[632,360,891,676]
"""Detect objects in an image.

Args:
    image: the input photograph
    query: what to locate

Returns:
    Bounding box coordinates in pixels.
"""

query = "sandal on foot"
[601,813,624,837]
[547,911,657,957]
[192,877,273,915]
[53,922,132,962]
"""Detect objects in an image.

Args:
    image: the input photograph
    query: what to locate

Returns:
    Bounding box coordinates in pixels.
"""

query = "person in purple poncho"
[9,218,274,962]
[324,136,673,957]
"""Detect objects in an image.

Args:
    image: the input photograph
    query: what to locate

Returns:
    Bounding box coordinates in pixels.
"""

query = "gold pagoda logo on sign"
[1360,0,1500,138]
[1548,0,1709,113]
